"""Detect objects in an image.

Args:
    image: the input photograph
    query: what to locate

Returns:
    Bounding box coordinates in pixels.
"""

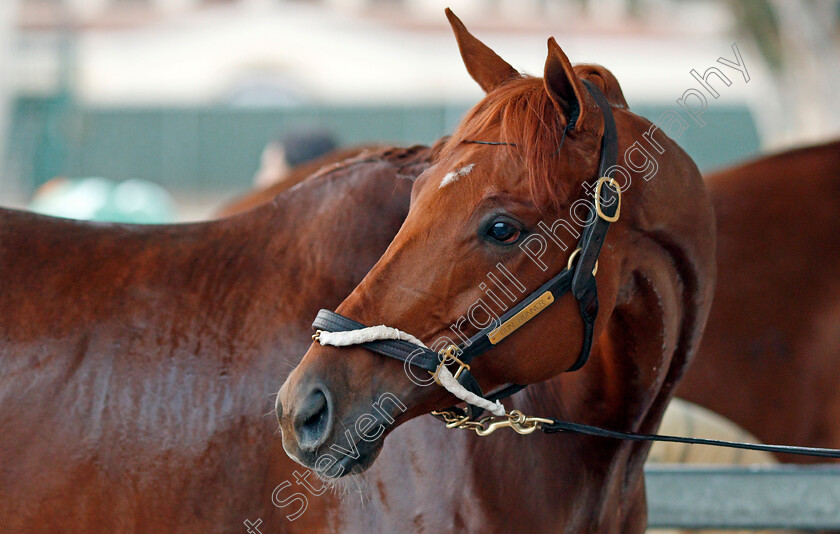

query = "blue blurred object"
[29,177,177,224]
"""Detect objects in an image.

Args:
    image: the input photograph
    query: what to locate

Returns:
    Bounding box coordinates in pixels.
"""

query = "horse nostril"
[293,386,333,451]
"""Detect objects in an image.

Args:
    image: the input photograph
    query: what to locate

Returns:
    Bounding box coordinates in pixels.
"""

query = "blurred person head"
[253,129,338,188]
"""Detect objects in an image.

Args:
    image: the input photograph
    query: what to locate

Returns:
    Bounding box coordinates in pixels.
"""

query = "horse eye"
[486,220,522,244]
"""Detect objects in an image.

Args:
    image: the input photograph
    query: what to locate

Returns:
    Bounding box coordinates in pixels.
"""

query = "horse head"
[277,11,716,507]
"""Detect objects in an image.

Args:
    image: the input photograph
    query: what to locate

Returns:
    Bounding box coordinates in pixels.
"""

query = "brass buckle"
[429,344,470,385]
[594,176,621,222]
[312,330,323,342]
[566,247,598,276]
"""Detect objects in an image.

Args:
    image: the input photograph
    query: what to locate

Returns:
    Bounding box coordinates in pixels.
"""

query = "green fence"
[4,97,760,195]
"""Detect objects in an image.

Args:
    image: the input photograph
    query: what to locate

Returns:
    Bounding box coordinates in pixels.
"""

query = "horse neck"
[455,376,649,531]
[455,251,704,531]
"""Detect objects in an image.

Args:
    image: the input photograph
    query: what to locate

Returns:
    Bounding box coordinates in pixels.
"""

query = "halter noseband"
[311,80,620,419]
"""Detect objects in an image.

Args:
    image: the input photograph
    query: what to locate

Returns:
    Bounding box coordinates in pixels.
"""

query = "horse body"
[0,146,425,532]
[678,139,840,461]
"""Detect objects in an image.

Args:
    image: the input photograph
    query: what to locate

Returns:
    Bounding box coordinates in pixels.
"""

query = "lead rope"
[315,326,506,416]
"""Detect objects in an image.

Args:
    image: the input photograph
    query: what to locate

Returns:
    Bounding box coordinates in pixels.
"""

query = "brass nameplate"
[487,291,555,345]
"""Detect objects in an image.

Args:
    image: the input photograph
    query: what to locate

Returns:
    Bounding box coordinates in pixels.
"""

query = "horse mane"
[439,64,627,208]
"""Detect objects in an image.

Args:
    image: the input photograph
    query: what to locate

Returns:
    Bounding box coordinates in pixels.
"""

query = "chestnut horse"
[278,10,715,533]
[677,138,840,462]
[0,144,430,532]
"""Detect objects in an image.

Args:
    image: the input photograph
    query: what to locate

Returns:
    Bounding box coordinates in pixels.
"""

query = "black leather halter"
[309,81,840,459]
[313,80,620,418]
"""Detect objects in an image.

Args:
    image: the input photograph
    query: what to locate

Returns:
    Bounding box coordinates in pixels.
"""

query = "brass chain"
[431,409,553,436]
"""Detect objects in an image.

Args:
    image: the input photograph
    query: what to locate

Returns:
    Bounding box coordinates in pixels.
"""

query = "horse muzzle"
[276,354,391,477]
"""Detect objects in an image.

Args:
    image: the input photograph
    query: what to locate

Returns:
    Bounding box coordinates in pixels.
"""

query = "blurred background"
[0,0,838,220]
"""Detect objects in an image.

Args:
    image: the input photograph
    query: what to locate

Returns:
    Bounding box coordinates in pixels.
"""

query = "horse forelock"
[437,76,592,209]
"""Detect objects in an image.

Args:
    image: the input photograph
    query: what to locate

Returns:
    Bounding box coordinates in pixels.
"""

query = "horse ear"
[544,37,592,131]
[445,8,519,93]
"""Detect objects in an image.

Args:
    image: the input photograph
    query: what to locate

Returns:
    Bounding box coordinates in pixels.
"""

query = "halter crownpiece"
[308,82,840,459]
